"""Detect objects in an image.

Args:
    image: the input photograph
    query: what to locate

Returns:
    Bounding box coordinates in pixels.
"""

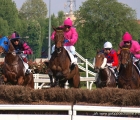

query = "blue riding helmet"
[0,37,10,52]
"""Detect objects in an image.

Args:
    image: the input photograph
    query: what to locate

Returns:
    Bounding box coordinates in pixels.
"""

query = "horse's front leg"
[17,76,24,85]
[7,71,17,83]
[62,69,70,78]
[1,74,7,82]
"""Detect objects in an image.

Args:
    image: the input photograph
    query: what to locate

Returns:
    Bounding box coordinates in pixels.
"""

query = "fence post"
[85,59,89,89]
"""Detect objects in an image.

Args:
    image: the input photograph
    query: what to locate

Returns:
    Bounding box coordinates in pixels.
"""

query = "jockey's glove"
[106,63,112,67]
[64,39,69,43]
[16,50,23,54]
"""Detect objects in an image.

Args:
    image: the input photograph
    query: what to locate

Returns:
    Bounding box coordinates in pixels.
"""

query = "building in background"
[64,0,76,24]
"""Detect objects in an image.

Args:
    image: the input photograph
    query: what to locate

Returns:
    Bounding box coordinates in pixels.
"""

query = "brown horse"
[118,46,140,89]
[0,36,34,88]
[94,51,116,88]
[48,27,80,88]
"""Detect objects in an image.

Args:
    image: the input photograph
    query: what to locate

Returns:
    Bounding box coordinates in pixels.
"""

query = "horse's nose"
[56,47,61,53]
[93,67,99,73]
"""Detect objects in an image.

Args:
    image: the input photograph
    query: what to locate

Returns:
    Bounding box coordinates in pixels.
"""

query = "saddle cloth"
[65,49,76,64]
[19,55,29,73]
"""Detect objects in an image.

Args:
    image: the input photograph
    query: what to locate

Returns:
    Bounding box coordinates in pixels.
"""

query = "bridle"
[54,30,65,54]
[119,48,134,81]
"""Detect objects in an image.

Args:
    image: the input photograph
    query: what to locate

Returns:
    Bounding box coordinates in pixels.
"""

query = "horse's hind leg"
[23,74,34,88]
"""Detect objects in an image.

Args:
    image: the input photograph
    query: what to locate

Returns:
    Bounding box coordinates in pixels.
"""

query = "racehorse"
[118,45,140,89]
[93,51,116,88]
[48,27,80,88]
[0,36,34,88]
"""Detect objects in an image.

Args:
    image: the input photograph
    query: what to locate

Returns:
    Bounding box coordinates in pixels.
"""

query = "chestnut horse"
[0,36,34,88]
[118,46,140,89]
[94,51,116,88]
[48,27,80,88]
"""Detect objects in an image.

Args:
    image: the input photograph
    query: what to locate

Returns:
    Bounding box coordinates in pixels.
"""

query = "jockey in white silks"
[51,18,78,65]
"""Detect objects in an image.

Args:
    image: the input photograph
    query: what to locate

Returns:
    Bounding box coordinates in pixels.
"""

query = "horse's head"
[94,51,106,73]
[119,46,132,67]
[53,27,65,53]
[0,37,10,54]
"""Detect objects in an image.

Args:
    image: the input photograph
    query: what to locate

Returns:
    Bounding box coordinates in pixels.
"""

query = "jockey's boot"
[25,69,31,75]
[71,63,75,70]
[114,68,119,82]
[74,55,78,64]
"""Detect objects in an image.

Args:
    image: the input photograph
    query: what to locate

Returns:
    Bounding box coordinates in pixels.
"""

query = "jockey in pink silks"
[119,32,140,70]
[51,18,78,65]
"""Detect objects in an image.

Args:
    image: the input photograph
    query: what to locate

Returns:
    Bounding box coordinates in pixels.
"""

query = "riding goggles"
[104,48,111,51]
[124,41,131,44]
[64,25,71,29]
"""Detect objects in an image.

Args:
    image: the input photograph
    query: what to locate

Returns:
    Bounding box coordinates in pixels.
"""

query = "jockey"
[119,32,140,70]
[51,17,78,65]
[102,41,119,79]
[10,31,33,75]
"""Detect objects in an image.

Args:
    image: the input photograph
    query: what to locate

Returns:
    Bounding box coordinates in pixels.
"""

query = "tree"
[26,20,42,58]
[57,11,65,25]
[75,0,140,58]
[0,17,9,35]
[0,0,19,33]
[19,0,48,20]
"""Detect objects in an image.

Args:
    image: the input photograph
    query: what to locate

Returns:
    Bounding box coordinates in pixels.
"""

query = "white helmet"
[104,41,112,48]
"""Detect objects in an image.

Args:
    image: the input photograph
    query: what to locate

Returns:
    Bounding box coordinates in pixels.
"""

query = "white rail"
[75,51,96,89]
[0,105,72,114]
[33,74,95,90]
[0,115,71,120]
[73,105,140,115]
[0,105,140,120]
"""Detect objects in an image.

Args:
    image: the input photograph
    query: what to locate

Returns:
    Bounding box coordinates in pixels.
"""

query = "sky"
[13,0,140,19]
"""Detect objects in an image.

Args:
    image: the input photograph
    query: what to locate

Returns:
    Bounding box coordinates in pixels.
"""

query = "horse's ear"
[96,49,100,54]
[8,35,12,39]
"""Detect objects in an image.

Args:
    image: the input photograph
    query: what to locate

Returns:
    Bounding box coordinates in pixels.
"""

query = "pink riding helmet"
[11,32,21,40]
[64,18,73,27]
[122,32,132,42]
